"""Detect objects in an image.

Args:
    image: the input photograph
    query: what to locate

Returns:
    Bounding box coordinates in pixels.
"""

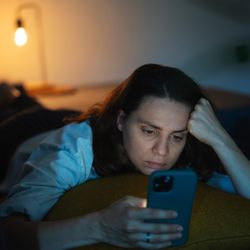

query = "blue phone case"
[147,169,197,246]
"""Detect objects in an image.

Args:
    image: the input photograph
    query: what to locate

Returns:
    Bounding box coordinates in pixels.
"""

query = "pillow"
[46,173,250,250]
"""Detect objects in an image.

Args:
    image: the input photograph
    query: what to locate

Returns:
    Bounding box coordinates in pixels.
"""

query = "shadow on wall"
[181,39,250,94]
[186,0,250,24]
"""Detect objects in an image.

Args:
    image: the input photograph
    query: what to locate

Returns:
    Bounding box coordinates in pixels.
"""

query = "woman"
[0,64,250,250]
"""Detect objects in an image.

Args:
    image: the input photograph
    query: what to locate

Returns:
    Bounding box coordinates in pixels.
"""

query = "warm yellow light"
[14,27,28,46]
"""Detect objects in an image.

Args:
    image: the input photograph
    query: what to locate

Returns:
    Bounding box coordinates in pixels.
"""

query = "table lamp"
[14,3,76,95]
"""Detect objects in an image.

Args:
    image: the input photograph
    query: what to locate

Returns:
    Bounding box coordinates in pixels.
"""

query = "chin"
[141,167,156,176]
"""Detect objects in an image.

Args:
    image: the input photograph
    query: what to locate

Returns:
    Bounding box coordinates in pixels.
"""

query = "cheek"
[122,128,136,159]
[177,144,186,156]
[123,129,142,154]
[171,141,187,161]
[122,129,148,163]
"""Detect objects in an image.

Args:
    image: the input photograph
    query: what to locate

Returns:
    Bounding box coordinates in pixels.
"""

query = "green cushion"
[45,173,250,249]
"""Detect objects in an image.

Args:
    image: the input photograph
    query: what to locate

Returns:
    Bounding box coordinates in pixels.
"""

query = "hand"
[95,196,183,249]
[188,98,227,147]
[188,99,250,200]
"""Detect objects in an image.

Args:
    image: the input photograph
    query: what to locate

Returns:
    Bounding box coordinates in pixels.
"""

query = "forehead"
[131,96,191,129]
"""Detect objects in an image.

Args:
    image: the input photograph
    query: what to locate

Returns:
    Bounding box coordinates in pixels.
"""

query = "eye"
[172,134,184,142]
[174,135,182,141]
[141,126,156,136]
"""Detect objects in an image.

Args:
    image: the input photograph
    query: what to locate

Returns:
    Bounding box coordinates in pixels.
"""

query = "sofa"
[45,87,250,250]
[1,86,250,249]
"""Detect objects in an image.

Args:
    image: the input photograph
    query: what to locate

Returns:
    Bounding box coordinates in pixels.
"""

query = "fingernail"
[173,212,178,217]
[177,233,182,238]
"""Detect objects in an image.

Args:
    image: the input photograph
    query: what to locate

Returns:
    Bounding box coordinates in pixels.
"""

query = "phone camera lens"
[153,175,173,192]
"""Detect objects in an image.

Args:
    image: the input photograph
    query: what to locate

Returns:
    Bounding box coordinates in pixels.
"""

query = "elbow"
[242,192,250,200]
[237,187,250,200]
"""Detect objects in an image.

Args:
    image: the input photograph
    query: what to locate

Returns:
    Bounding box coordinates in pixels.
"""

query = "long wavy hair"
[69,64,224,181]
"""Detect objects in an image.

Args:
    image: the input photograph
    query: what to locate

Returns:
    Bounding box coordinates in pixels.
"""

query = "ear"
[117,110,126,131]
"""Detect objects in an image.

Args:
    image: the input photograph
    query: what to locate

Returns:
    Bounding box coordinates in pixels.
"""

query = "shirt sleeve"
[207,171,237,194]
[0,122,94,221]
[0,142,91,221]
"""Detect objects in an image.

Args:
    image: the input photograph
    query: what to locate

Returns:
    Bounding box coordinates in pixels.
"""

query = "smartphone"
[147,168,197,246]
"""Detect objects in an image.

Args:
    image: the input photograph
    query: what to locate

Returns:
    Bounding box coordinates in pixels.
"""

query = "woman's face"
[117,96,191,175]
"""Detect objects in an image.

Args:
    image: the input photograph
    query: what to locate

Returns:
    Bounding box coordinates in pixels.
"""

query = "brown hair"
[69,64,224,181]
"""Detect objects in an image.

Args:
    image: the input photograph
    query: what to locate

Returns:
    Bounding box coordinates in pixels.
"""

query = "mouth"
[144,161,167,170]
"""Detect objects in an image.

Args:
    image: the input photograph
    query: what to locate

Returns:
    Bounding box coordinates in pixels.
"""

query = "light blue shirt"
[0,121,99,221]
[0,121,237,221]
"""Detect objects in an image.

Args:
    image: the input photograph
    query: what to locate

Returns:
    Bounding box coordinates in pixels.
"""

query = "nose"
[152,138,168,156]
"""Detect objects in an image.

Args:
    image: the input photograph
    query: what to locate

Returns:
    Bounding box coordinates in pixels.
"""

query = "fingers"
[124,207,183,235]
[128,231,182,249]
[134,232,182,243]
[191,98,212,119]
[101,197,183,249]
[194,98,211,112]
[189,98,216,129]
[127,206,178,220]
[187,98,226,146]
[197,98,211,106]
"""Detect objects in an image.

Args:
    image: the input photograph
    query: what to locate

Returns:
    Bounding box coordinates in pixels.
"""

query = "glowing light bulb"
[14,19,28,46]
[15,27,28,46]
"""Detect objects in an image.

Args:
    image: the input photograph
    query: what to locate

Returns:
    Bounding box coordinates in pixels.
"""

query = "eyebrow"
[137,118,188,133]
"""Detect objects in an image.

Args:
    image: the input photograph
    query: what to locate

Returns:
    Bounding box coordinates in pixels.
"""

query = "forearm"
[3,212,102,250]
[3,197,184,250]
[39,212,101,250]
[213,132,250,199]
[188,98,250,199]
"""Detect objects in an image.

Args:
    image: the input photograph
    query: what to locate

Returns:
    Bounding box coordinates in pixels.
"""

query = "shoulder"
[37,121,93,156]
[30,121,94,178]
[45,121,92,145]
